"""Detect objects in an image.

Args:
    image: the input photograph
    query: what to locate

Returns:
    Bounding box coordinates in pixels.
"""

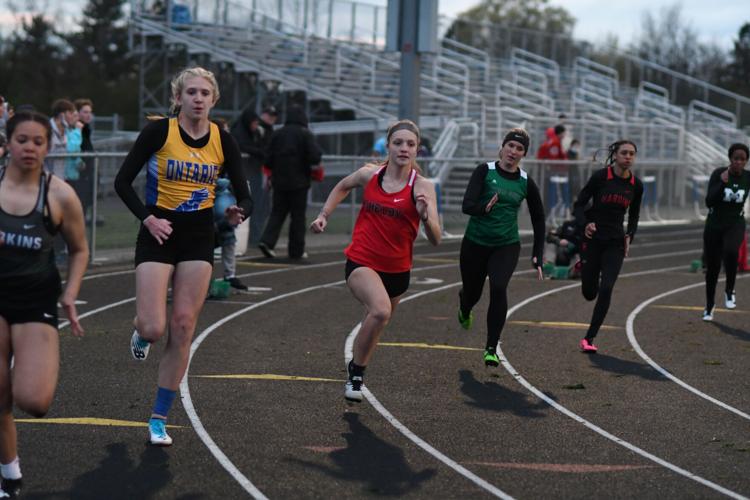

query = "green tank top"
[464,162,528,247]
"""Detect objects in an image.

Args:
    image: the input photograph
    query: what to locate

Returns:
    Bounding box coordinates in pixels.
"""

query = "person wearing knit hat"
[457,127,546,367]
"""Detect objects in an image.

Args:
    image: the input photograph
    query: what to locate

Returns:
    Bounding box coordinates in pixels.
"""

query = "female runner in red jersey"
[310,119,441,402]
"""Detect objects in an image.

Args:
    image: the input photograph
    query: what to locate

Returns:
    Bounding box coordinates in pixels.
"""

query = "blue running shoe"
[149,418,172,446]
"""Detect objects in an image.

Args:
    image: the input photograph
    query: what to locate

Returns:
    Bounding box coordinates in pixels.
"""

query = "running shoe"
[725,291,736,309]
[483,349,500,367]
[225,277,249,291]
[344,362,364,402]
[148,418,173,446]
[458,309,474,330]
[0,478,21,498]
[258,242,276,258]
[130,330,150,361]
[579,338,598,353]
[702,306,714,322]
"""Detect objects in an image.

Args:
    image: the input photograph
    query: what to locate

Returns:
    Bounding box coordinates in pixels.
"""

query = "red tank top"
[344,166,420,273]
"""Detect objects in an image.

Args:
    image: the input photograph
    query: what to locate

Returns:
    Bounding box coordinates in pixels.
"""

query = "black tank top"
[0,167,61,306]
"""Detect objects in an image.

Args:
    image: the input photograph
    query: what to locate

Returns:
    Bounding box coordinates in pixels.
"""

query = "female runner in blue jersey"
[115,67,251,445]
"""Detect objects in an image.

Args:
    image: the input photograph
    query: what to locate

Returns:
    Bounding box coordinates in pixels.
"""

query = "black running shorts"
[0,294,58,328]
[345,259,410,298]
[135,207,215,266]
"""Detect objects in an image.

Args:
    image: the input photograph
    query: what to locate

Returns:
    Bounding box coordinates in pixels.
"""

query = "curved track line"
[349,264,746,499]
[345,284,515,499]
[179,262,459,499]
[625,278,750,421]
[496,266,747,499]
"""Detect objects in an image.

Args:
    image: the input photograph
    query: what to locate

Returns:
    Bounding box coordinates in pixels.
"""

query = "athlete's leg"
[484,243,520,350]
[0,317,16,465]
[156,260,212,392]
[580,239,603,301]
[722,222,745,296]
[134,262,173,343]
[347,268,393,367]
[703,226,723,311]
[458,238,491,316]
[9,323,59,418]
[585,242,624,340]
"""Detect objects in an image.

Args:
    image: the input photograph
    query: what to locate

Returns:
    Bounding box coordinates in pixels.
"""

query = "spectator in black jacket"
[258,106,322,259]
[231,107,267,246]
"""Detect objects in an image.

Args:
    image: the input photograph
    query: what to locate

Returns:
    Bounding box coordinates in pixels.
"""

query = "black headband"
[502,131,529,153]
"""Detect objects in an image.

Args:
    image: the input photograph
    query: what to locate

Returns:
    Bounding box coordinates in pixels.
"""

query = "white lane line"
[179,261,460,499]
[345,284,515,500]
[348,264,747,499]
[181,280,345,500]
[625,278,750,421]
[495,265,748,500]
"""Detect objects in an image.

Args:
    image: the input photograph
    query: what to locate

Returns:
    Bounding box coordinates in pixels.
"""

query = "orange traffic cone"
[739,232,750,272]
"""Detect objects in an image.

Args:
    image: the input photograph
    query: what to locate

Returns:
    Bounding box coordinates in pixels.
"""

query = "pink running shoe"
[579,338,598,353]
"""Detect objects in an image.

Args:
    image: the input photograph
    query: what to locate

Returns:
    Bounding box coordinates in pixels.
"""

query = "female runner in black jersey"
[115,67,251,445]
[702,143,750,321]
[0,111,88,496]
[574,140,643,352]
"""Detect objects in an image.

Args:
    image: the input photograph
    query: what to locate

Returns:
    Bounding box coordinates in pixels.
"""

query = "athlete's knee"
[368,303,392,326]
[137,319,167,343]
[169,310,198,340]
[581,283,598,301]
[14,391,52,418]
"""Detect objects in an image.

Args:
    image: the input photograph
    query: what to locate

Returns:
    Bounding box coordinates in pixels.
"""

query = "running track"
[16,223,750,499]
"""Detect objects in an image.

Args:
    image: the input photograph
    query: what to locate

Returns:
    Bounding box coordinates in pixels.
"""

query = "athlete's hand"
[532,257,544,280]
[721,169,730,183]
[485,192,499,213]
[584,222,597,239]
[60,295,84,337]
[225,205,244,226]
[143,215,172,245]
[415,193,430,222]
[310,213,328,233]
[624,234,631,258]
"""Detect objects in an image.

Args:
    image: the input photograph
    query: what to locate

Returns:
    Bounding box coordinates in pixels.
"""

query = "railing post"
[350,2,356,42]
[327,0,333,39]
[90,156,99,263]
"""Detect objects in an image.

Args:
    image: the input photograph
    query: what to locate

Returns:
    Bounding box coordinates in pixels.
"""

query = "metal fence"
[39,152,719,263]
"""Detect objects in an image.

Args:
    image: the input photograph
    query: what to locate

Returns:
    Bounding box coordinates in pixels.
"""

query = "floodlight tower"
[386,0,439,125]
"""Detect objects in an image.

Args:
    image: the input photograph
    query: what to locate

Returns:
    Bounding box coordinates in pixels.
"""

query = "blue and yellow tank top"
[145,118,224,212]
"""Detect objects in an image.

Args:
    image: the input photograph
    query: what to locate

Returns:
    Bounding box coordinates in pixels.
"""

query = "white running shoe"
[130,330,150,361]
[725,291,736,309]
[702,306,715,322]
[344,361,364,402]
[148,418,173,446]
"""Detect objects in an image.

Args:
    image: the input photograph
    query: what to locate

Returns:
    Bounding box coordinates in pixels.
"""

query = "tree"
[631,3,725,81]
[725,23,750,92]
[444,0,576,59]
[0,13,70,112]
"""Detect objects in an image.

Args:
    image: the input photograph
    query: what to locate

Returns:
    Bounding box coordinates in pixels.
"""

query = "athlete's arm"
[114,119,169,221]
[705,167,726,208]
[526,177,546,269]
[414,176,441,246]
[310,163,379,233]
[220,129,253,219]
[461,163,489,216]
[50,176,89,337]
[626,179,644,244]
